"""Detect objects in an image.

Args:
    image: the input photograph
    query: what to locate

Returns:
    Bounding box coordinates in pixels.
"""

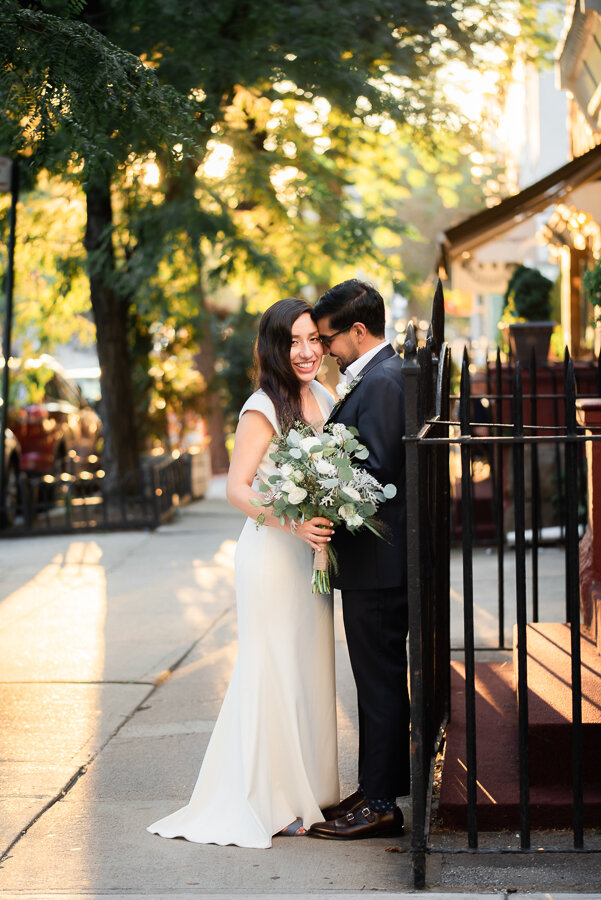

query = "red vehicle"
[7,355,102,477]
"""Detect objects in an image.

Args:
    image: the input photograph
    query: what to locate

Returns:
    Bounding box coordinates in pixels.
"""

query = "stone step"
[513,622,601,788]
[437,661,601,830]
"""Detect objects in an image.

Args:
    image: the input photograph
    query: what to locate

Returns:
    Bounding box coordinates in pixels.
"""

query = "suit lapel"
[327,344,397,424]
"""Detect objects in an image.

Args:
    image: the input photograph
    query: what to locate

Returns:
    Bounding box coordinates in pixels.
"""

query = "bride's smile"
[289,312,323,384]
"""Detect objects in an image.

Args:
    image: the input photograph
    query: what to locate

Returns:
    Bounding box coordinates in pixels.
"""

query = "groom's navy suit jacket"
[327,344,406,593]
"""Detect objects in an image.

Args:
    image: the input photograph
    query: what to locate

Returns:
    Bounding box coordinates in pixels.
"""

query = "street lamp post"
[0,157,19,525]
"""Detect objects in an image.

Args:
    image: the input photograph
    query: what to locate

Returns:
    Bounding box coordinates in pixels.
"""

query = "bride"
[148,297,340,848]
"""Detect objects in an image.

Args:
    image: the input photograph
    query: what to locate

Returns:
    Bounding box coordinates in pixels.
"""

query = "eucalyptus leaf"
[358,501,376,517]
[304,440,323,453]
[354,447,369,460]
[321,478,339,488]
[340,467,354,482]
[383,483,397,499]
[289,448,302,459]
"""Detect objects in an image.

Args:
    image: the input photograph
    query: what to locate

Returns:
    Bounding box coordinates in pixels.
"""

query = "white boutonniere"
[332,375,363,410]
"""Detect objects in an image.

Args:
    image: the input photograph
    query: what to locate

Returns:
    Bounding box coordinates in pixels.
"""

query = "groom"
[309,278,409,840]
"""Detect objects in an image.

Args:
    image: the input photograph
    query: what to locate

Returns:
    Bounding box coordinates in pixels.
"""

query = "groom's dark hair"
[313,279,386,337]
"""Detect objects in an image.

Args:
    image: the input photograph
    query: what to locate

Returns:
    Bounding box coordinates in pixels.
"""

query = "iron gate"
[404,281,601,888]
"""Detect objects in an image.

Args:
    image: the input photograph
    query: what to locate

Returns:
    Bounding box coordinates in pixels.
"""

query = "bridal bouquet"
[251,422,396,593]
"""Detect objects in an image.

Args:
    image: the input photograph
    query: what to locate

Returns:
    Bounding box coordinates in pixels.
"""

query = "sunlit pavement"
[0,480,599,896]
[0,479,415,895]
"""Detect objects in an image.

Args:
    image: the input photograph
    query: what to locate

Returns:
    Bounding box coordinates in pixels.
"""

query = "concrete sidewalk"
[0,479,599,896]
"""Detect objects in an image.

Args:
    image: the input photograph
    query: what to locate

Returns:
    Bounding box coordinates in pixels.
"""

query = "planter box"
[505,321,555,365]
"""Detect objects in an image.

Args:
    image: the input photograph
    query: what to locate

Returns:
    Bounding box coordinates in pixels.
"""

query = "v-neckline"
[307,381,328,434]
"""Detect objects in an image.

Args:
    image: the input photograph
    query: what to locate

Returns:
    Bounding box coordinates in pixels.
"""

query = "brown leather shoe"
[320,790,365,821]
[309,804,404,840]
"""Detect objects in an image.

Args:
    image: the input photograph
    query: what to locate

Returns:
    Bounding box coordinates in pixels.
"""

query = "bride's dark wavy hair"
[255,297,315,432]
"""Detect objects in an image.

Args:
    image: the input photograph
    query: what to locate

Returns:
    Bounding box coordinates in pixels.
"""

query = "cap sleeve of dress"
[239,390,281,436]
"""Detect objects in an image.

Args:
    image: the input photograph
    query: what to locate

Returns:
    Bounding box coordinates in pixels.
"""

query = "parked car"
[64,365,101,409]
[6,355,102,478]
[2,427,21,526]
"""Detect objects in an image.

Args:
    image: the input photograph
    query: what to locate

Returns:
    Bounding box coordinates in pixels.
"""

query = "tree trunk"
[192,246,230,474]
[195,324,230,474]
[84,169,139,482]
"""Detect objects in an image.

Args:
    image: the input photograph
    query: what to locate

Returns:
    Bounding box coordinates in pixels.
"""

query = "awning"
[439,142,601,273]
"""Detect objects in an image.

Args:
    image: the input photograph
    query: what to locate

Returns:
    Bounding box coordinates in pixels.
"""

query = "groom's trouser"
[341,585,410,799]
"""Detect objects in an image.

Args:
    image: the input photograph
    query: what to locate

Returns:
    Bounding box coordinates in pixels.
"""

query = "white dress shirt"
[343,339,390,385]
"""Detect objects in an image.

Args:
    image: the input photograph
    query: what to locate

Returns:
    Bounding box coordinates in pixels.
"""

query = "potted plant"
[500,264,555,364]
[582,258,601,355]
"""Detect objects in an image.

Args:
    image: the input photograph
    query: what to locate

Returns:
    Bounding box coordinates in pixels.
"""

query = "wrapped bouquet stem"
[251,422,396,593]
[312,544,330,593]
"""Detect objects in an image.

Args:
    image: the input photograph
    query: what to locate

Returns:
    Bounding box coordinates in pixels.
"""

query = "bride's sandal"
[278,818,307,836]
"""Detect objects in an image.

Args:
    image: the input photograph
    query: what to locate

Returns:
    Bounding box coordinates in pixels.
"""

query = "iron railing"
[404,281,601,888]
[404,282,452,888]
[1,453,192,536]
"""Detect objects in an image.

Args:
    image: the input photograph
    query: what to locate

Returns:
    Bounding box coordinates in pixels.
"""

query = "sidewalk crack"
[0,604,233,866]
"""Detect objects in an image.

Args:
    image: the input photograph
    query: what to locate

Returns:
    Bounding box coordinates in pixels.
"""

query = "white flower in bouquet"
[287,486,308,504]
[347,514,364,528]
[330,423,347,444]
[299,436,323,457]
[314,458,337,477]
[338,503,356,521]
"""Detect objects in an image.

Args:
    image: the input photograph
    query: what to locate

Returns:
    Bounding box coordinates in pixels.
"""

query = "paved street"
[0,478,599,897]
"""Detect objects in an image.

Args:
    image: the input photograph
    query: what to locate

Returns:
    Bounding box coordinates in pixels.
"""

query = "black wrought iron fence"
[404,282,601,889]
[2,453,192,537]
[460,350,601,543]
[403,283,452,887]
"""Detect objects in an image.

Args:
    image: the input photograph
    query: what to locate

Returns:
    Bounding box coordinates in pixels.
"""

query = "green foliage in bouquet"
[251,422,397,593]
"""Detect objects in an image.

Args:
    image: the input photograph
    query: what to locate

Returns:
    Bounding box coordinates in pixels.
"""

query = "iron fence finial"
[430,278,445,358]
[404,321,418,366]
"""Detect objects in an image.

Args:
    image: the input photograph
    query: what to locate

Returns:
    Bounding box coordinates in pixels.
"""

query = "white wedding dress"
[148,380,339,848]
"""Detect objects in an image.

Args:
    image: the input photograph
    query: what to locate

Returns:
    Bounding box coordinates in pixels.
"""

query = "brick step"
[437,661,601,830]
[514,622,601,788]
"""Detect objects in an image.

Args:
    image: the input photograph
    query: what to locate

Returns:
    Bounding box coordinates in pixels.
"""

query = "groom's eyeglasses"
[319,326,352,349]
